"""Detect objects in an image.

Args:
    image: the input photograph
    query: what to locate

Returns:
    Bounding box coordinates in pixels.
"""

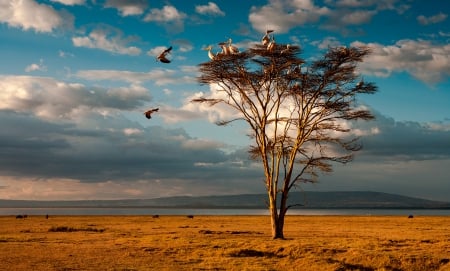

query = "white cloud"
[277,0,410,35]
[249,0,330,33]
[72,27,141,55]
[311,36,342,49]
[50,0,85,5]
[104,0,147,16]
[181,138,226,150]
[341,10,376,25]
[0,75,151,120]
[58,50,74,58]
[143,5,186,32]
[0,0,73,32]
[144,5,185,22]
[147,46,171,57]
[0,177,178,200]
[195,2,225,16]
[25,59,47,72]
[123,128,142,136]
[172,39,193,53]
[352,39,450,84]
[417,12,448,25]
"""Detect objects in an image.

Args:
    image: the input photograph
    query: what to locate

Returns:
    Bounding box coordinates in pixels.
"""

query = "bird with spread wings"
[144,108,159,119]
[157,46,172,63]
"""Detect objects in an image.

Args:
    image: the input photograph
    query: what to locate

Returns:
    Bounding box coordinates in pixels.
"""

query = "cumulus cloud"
[72,26,141,55]
[417,12,448,25]
[311,36,342,49]
[172,39,194,53]
[327,0,410,12]
[353,112,450,161]
[0,75,151,120]
[143,5,186,33]
[352,39,450,84]
[0,0,73,32]
[0,76,448,201]
[249,0,410,35]
[195,2,225,16]
[320,0,408,34]
[50,0,85,5]
[0,107,256,189]
[104,0,147,16]
[249,0,330,33]
[25,59,47,72]
[58,50,74,58]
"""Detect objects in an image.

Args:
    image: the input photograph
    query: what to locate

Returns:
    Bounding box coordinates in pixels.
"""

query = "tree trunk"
[269,194,285,239]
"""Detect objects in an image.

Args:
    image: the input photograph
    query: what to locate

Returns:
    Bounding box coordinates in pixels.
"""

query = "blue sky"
[0,0,449,201]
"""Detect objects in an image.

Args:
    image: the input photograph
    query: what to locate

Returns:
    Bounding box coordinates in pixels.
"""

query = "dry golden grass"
[0,215,449,270]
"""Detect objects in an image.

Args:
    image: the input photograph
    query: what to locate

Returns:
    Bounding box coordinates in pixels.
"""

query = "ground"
[0,215,449,270]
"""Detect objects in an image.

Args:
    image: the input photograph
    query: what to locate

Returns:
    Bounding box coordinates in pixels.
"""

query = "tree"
[193,40,377,239]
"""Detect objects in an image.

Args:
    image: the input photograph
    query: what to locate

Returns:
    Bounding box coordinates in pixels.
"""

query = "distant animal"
[152,215,159,218]
[187,215,194,219]
[46,214,49,219]
[157,46,172,63]
[144,108,159,119]
[408,214,414,219]
[16,215,23,219]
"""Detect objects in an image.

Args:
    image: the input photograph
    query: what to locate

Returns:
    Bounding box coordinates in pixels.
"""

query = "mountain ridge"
[1,191,449,209]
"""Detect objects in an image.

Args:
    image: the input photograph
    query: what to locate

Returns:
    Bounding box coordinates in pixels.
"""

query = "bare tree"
[193,41,377,239]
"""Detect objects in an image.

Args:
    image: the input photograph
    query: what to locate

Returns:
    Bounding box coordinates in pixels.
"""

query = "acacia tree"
[193,41,377,239]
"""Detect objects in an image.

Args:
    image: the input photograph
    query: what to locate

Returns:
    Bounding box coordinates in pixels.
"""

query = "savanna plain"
[0,215,449,271]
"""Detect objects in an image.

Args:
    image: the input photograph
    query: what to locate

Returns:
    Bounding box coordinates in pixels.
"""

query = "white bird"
[339,46,349,56]
[227,38,239,54]
[261,29,274,45]
[203,45,216,60]
[218,41,230,55]
[157,46,172,63]
[267,36,276,52]
[281,44,291,54]
[356,79,364,88]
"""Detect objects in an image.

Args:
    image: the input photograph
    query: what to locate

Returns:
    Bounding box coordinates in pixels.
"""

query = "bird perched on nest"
[144,108,159,119]
[157,46,172,63]
[227,38,239,54]
[203,45,216,60]
[267,36,276,52]
[261,30,274,45]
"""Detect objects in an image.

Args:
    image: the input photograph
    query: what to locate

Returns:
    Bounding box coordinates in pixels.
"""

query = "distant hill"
[1,191,449,209]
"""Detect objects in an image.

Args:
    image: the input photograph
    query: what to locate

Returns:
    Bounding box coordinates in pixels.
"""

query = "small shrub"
[228,249,277,258]
[48,226,105,233]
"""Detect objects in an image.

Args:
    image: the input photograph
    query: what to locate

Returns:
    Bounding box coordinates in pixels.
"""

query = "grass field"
[0,215,449,270]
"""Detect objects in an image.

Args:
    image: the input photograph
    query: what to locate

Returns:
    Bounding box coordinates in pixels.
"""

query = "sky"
[0,0,449,202]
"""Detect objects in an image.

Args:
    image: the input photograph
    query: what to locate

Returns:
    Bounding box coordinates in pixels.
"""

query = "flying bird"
[157,46,172,63]
[261,29,274,45]
[144,108,159,119]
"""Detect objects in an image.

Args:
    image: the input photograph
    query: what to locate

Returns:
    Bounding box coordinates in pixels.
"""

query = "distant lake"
[1,208,450,216]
